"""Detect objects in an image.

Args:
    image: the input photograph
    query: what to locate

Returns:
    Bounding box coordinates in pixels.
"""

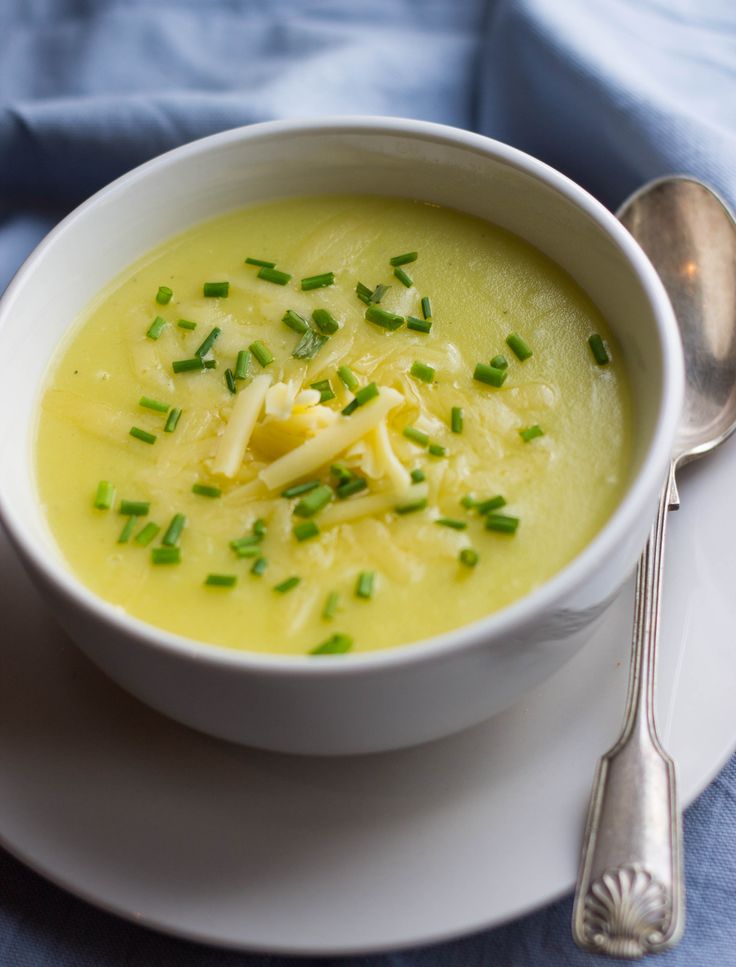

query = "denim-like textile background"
[1,1,735,964]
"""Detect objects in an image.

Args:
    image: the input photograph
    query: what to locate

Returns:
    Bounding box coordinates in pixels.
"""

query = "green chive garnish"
[459,548,479,567]
[294,484,333,518]
[205,573,237,587]
[192,483,221,498]
[156,285,173,305]
[473,363,507,387]
[312,309,340,335]
[331,463,353,482]
[282,310,309,334]
[337,366,359,392]
[410,361,435,383]
[436,518,467,530]
[134,521,161,547]
[203,281,229,298]
[274,576,300,593]
[311,633,353,655]
[234,350,251,380]
[146,315,167,340]
[369,283,390,304]
[460,495,476,509]
[301,272,335,291]
[117,516,138,544]
[389,252,417,267]
[394,267,413,288]
[251,556,268,576]
[253,518,267,538]
[506,331,533,361]
[172,357,207,373]
[342,382,379,415]
[336,477,367,499]
[485,513,520,534]
[365,306,403,331]
[451,406,463,433]
[475,495,506,514]
[230,539,261,559]
[520,424,544,442]
[490,354,508,370]
[250,340,274,367]
[93,481,115,510]
[292,329,328,360]
[310,378,335,403]
[322,591,340,621]
[245,257,276,268]
[139,396,169,413]
[162,513,186,546]
[421,296,432,320]
[403,426,429,447]
[355,571,375,599]
[257,266,291,286]
[177,319,197,331]
[428,443,446,457]
[164,407,182,433]
[195,326,221,358]
[293,520,320,541]
[119,499,149,516]
[225,368,237,394]
[129,426,157,445]
[282,480,320,498]
[396,497,428,514]
[356,282,373,305]
[589,333,610,365]
[407,316,432,333]
[410,468,426,483]
[151,546,181,565]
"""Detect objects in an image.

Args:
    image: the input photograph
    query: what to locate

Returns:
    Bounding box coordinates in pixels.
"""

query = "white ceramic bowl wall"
[0,118,683,754]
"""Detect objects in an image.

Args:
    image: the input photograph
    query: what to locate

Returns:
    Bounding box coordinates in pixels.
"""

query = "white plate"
[1,441,735,956]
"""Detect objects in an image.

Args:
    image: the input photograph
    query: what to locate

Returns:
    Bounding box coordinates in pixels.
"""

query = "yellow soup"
[36,195,632,656]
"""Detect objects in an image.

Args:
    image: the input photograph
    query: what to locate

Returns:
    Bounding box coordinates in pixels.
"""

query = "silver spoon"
[572,176,736,958]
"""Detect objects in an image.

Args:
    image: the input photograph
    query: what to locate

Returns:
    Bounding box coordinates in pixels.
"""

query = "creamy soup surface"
[36,195,632,656]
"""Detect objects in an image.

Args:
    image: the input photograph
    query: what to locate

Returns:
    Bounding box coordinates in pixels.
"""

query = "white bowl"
[0,118,683,755]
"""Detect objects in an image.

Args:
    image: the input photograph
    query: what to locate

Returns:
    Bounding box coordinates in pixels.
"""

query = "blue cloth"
[1,1,735,964]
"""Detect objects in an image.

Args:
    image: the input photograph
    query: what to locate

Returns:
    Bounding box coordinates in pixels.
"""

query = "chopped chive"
[301,272,335,291]
[520,424,544,442]
[177,319,197,330]
[205,573,237,587]
[282,480,320,498]
[203,281,229,298]
[311,633,353,655]
[195,326,221,358]
[506,331,533,361]
[428,443,446,457]
[394,267,413,288]
[389,252,418,267]
[293,520,320,541]
[410,468,426,483]
[365,306,404,331]
[395,497,428,515]
[117,516,138,544]
[234,350,251,380]
[225,368,237,394]
[134,521,161,547]
[164,407,182,433]
[151,546,181,565]
[172,357,207,373]
[336,477,368,499]
[337,365,359,392]
[192,483,221,498]
[410,360,435,383]
[155,286,173,305]
[356,281,374,305]
[459,548,479,567]
[162,513,186,546]
[403,426,429,447]
[310,378,336,403]
[341,382,378,415]
[475,495,507,515]
[274,576,300,593]
[93,480,115,510]
[231,544,260,559]
[369,283,391,304]
[251,556,268,576]
[282,309,309,334]
[129,426,157,445]
[312,309,340,335]
[139,396,169,413]
[257,266,291,286]
[490,354,508,370]
[247,340,273,368]
[355,571,375,599]
[119,499,149,516]
[436,518,467,530]
[252,518,267,538]
[485,513,520,534]
[146,315,167,340]
[203,359,217,369]
[451,406,463,434]
[407,316,432,333]
[330,463,353,482]
[460,495,476,509]
[322,591,340,621]
[421,296,432,320]
[294,484,333,518]
[292,329,328,360]
[230,534,261,553]
[245,257,276,268]
[589,333,610,365]
[473,363,507,387]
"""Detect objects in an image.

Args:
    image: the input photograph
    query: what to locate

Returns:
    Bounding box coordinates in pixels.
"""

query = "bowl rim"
[0,115,684,676]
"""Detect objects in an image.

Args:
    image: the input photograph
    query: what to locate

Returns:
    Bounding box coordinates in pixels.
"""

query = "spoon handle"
[572,467,684,958]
